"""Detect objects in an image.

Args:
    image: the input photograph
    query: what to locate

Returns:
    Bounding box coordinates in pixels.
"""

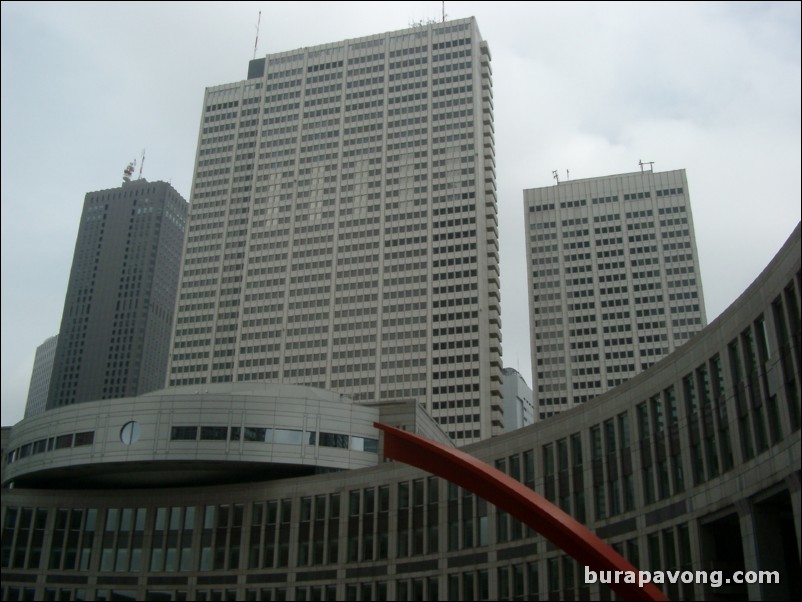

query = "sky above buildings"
[1,1,800,426]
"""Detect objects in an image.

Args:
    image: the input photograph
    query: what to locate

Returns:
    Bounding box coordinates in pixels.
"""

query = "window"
[351,436,378,453]
[55,434,74,449]
[200,426,228,440]
[74,431,95,447]
[244,427,268,442]
[170,426,198,441]
[319,432,349,448]
[271,429,304,445]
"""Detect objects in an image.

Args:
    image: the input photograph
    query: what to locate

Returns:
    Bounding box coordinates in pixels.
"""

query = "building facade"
[501,367,533,431]
[3,224,799,602]
[524,169,707,420]
[167,17,502,443]
[23,335,58,418]
[46,179,188,409]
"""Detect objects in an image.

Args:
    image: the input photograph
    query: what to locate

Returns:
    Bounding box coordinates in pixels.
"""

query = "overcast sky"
[2,1,800,426]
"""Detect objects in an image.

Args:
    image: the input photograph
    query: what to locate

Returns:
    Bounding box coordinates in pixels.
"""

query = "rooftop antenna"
[552,169,560,184]
[253,11,261,60]
[639,159,654,173]
[442,1,447,22]
[137,148,146,180]
[123,159,136,183]
[566,169,570,181]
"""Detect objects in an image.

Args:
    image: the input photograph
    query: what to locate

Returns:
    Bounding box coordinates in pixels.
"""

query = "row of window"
[6,431,94,465]
[0,486,721,602]
[170,426,378,453]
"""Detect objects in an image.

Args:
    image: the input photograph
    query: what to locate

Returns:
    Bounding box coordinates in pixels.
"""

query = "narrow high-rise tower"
[47,178,188,409]
[524,169,706,420]
[168,17,502,442]
[23,334,58,418]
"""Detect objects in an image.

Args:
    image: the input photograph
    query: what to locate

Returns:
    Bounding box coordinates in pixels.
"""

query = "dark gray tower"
[47,177,187,409]
[23,334,58,418]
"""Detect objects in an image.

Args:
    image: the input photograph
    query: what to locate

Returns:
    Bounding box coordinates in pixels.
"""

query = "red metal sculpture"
[375,422,668,601]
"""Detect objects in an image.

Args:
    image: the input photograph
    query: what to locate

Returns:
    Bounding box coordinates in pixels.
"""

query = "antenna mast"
[253,11,261,60]
[552,170,560,184]
[639,159,655,173]
[138,149,146,180]
[442,1,447,22]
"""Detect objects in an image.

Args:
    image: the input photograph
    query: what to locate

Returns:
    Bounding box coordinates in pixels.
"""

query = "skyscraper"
[168,17,502,442]
[501,366,533,431]
[23,334,58,418]
[47,178,188,409]
[524,169,706,419]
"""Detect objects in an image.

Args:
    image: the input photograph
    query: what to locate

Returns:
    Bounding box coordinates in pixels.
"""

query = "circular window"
[120,421,142,445]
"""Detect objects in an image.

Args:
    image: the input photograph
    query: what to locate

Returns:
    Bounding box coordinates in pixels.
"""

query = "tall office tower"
[47,178,188,409]
[23,334,58,418]
[501,366,533,431]
[525,169,706,420]
[168,17,502,442]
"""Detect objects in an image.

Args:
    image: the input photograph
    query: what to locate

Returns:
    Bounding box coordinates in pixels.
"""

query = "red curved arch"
[375,422,667,601]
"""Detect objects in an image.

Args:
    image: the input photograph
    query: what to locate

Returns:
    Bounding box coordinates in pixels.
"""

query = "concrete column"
[752,493,796,600]
[786,473,802,567]
[735,499,762,601]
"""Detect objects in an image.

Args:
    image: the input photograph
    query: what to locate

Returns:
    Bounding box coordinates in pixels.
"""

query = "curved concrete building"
[2,225,800,601]
[4,384,383,489]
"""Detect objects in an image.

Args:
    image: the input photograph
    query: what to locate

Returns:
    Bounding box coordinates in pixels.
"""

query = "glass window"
[604,420,616,453]
[349,491,360,516]
[169,508,181,531]
[135,509,147,532]
[557,439,569,471]
[105,509,119,532]
[523,450,535,488]
[398,482,409,510]
[120,508,133,532]
[618,413,630,449]
[683,374,698,416]
[636,404,649,440]
[543,444,554,475]
[650,395,664,433]
[200,426,228,441]
[244,427,268,442]
[272,429,303,445]
[378,486,389,513]
[183,507,195,531]
[74,431,95,446]
[351,436,378,453]
[590,427,602,460]
[171,426,198,441]
[665,386,678,426]
[319,433,349,448]
[55,434,74,449]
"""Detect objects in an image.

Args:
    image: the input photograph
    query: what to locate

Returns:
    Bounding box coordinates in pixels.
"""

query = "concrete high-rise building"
[168,17,502,443]
[23,335,58,418]
[501,366,533,431]
[524,169,706,420]
[47,178,188,409]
